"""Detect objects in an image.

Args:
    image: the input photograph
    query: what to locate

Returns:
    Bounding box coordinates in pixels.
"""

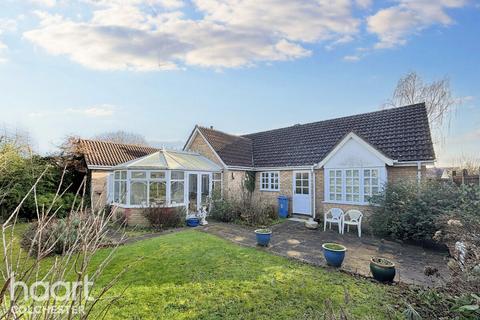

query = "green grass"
[90,231,399,319]
[5,224,400,319]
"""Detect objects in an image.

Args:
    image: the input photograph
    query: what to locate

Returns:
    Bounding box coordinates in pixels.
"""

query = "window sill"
[259,189,280,192]
[322,201,370,206]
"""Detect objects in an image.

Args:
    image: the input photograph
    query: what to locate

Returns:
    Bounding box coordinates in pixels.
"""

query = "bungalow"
[77,103,435,226]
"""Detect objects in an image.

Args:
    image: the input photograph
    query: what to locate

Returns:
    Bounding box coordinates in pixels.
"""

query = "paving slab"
[201,220,450,287]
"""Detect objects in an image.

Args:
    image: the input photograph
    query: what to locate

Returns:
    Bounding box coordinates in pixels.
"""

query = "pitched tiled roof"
[77,139,159,167]
[196,126,253,167]
[196,103,435,168]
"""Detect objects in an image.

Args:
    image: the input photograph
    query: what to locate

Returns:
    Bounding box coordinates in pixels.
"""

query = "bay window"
[326,168,384,204]
[260,172,279,191]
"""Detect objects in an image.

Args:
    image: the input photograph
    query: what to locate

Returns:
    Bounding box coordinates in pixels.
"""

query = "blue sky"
[0,0,479,166]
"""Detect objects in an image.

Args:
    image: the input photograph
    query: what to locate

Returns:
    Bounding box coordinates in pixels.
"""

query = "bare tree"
[94,131,148,146]
[0,171,130,319]
[384,72,462,142]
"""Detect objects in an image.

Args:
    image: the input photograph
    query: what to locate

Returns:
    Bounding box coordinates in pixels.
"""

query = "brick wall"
[187,132,224,166]
[387,165,426,184]
[91,170,110,210]
[114,207,150,227]
[251,170,294,214]
[223,170,245,200]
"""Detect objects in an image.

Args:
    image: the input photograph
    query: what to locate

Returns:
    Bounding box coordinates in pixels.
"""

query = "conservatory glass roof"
[113,149,222,172]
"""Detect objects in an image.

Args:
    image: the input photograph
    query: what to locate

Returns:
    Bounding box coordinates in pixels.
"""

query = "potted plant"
[186,213,200,227]
[254,228,272,246]
[322,243,347,267]
[370,257,396,282]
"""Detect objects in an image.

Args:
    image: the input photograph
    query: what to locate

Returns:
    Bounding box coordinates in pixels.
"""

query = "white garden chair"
[343,209,363,237]
[324,208,344,234]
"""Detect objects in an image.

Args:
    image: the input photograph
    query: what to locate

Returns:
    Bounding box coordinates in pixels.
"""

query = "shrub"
[21,215,82,256]
[209,190,237,222]
[142,206,186,230]
[369,180,460,241]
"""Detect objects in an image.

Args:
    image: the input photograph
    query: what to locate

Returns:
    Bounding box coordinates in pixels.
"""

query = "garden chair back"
[343,209,363,237]
[324,208,344,234]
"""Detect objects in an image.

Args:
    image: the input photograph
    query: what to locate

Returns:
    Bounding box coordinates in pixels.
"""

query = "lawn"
[89,230,400,319]
[3,225,401,319]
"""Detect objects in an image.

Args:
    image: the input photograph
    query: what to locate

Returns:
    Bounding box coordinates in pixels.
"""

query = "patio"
[201,220,450,287]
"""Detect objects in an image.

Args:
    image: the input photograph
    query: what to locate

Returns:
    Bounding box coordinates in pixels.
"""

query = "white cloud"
[367,0,468,49]
[66,105,116,117]
[343,54,360,62]
[0,18,18,63]
[30,0,57,7]
[28,104,116,118]
[24,0,362,71]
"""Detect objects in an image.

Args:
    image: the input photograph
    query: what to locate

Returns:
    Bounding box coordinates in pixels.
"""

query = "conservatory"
[108,149,222,214]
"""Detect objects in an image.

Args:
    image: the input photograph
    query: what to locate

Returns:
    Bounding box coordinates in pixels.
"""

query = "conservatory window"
[149,171,166,206]
[260,172,279,191]
[114,171,127,204]
[170,171,185,204]
[130,171,147,206]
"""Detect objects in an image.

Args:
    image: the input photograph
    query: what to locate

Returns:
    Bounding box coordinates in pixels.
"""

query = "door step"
[288,214,311,222]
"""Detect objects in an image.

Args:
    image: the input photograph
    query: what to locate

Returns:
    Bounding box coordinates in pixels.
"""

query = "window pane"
[336,171,342,177]
[149,181,166,205]
[114,171,120,179]
[121,171,127,179]
[372,170,378,177]
[114,181,119,202]
[346,194,352,201]
[296,187,302,194]
[120,181,127,204]
[132,171,146,179]
[213,172,222,180]
[171,181,184,204]
[364,169,370,177]
[353,170,359,177]
[171,171,184,180]
[150,171,165,179]
[330,193,335,200]
[130,181,147,205]
[353,195,360,202]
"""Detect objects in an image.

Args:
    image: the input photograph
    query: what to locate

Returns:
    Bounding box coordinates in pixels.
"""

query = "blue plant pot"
[370,258,396,282]
[255,230,272,246]
[322,243,346,268]
[186,218,200,227]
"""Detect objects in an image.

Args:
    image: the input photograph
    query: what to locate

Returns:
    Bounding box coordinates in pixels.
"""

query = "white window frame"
[260,171,280,191]
[324,167,386,205]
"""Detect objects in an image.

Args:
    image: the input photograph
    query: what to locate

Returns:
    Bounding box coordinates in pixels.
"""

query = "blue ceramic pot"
[370,257,396,282]
[186,218,200,227]
[255,229,272,246]
[322,243,346,267]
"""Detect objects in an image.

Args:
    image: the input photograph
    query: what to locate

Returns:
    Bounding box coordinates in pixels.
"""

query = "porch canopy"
[110,149,222,211]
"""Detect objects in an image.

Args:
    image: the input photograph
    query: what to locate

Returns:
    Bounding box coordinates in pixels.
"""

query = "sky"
[0,0,479,167]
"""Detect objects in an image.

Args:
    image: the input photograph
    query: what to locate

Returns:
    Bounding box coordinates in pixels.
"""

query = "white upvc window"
[149,171,167,206]
[212,172,222,193]
[363,168,380,202]
[260,171,280,191]
[328,170,343,201]
[170,171,185,205]
[130,170,147,206]
[113,171,127,204]
[326,168,384,205]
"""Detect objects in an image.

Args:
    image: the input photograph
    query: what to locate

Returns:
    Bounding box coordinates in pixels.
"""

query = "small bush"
[21,215,82,256]
[142,206,185,230]
[209,190,237,222]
